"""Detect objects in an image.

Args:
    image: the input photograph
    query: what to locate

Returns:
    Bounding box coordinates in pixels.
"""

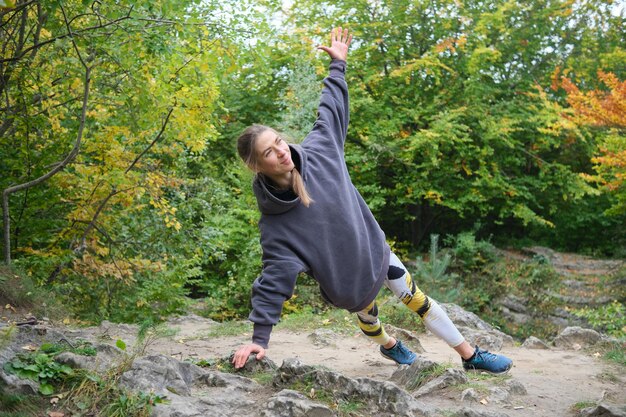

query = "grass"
[603,343,626,367]
[572,400,598,411]
[0,390,44,417]
[279,307,356,334]
[0,266,66,321]
[204,321,253,338]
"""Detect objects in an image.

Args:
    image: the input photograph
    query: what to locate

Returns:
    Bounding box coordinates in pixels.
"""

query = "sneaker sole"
[463,363,512,375]
[379,351,415,365]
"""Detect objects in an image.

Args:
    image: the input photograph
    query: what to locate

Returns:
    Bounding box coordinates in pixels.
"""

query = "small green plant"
[572,400,597,411]
[414,235,453,282]
[0,324,16,350]
[571,301,626,338]
[603,343,626,367]
[101,390,168,417]
[4,351,74,395]
[336,399,367,415]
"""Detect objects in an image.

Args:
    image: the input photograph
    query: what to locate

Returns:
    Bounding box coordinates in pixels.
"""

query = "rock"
[56,343,126,373]
[579,404,626,417]
[120,354,260,417]
[0,326,73,395]
[457,326,511,351]
[441,304,515,349]
[454,407,511,417]
[275,358,435,416]
[503,379,527,395]
[553,326,601,349]
[390,356,438,388]
[260,389,334,417]
[384,323,426,353]
[487,387,510,403]
[521,336,550,350]
[230,353,277,374]
[0,369,39,395]
[414,368,468,396]
[500,295,528,314]
[461,388,480,402]
[119,354,208,396]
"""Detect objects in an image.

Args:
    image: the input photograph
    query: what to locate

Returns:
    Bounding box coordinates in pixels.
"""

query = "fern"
[414,235,452,281]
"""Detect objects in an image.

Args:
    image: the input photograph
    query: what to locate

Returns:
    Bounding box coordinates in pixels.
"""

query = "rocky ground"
[1,248,625,417]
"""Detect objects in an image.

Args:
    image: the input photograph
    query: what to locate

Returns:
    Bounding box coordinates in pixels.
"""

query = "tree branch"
[125,107,174,174]
[2,25,92,265]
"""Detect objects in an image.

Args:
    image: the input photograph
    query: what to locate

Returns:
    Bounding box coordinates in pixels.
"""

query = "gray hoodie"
[250,59,390,348]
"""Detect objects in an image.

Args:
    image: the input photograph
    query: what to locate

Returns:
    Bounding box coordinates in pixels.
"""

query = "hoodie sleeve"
[249,255,303,348]
[304,59,349,151]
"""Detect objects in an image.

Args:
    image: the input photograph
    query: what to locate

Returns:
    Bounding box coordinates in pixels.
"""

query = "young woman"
[232,27,512,375]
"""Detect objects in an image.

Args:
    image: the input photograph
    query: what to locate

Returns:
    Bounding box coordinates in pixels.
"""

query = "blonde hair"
[237,124,313,207]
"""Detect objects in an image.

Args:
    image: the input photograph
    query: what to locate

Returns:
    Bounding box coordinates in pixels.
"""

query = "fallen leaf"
[48,412,64,417]
[21,344,37,351]
[480,398,489,405]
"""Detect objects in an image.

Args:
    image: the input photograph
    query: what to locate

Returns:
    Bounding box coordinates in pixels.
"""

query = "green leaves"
[4,352,74,395]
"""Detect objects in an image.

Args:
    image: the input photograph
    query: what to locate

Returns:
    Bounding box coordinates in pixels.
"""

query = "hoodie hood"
[252,144,307,215]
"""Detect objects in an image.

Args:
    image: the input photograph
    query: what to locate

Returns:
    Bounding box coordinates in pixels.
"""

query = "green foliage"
[4,352,74,395]
[572,301,626,338]
[100,391,168,417]
[414,235,453,282]
[418,232,505,313]
[3,340,97,396]
[572,401,598,411]
[603,343,626,367]
[1,0,624,330]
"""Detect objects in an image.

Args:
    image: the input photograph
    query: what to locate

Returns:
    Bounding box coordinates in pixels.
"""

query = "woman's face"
[254,129,294,177]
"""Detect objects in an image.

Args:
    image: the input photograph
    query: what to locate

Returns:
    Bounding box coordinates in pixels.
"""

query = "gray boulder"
[521,336,550,349]
[389,356,438,388]
[414,368,468,397]
[579,404,626,417]
[55,343,126,373]
[441,303,515,350]
[553,326,601,349]
[260,389,334,417]
[275,357,435,417]
[454,407,511,417]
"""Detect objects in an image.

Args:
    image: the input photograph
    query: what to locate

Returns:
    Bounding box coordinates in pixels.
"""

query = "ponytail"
[291,167,313,207]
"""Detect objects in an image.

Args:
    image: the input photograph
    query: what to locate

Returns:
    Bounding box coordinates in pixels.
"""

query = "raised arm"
[317,27,352,62]
[305,27,353,150]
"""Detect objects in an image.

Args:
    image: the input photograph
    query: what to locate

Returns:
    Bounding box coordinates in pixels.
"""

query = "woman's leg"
[356,298,417,364]
[355,300,394,348]
[385,251,469,356]
[384,251,513,373]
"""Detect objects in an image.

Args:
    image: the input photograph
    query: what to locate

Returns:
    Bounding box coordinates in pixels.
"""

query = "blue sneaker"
[462,346,512,375]
[380,340,416,365]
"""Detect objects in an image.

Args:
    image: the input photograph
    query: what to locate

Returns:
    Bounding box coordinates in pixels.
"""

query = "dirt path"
[73,316,626,417]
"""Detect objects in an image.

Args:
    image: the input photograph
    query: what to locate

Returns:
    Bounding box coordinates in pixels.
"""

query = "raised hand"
[317,26,353,61]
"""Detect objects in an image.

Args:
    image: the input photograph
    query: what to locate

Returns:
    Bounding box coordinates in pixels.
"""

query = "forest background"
[1,0,624,336]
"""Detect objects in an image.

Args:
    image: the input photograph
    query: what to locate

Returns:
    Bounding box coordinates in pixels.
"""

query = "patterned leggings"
[356,252,465,347]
